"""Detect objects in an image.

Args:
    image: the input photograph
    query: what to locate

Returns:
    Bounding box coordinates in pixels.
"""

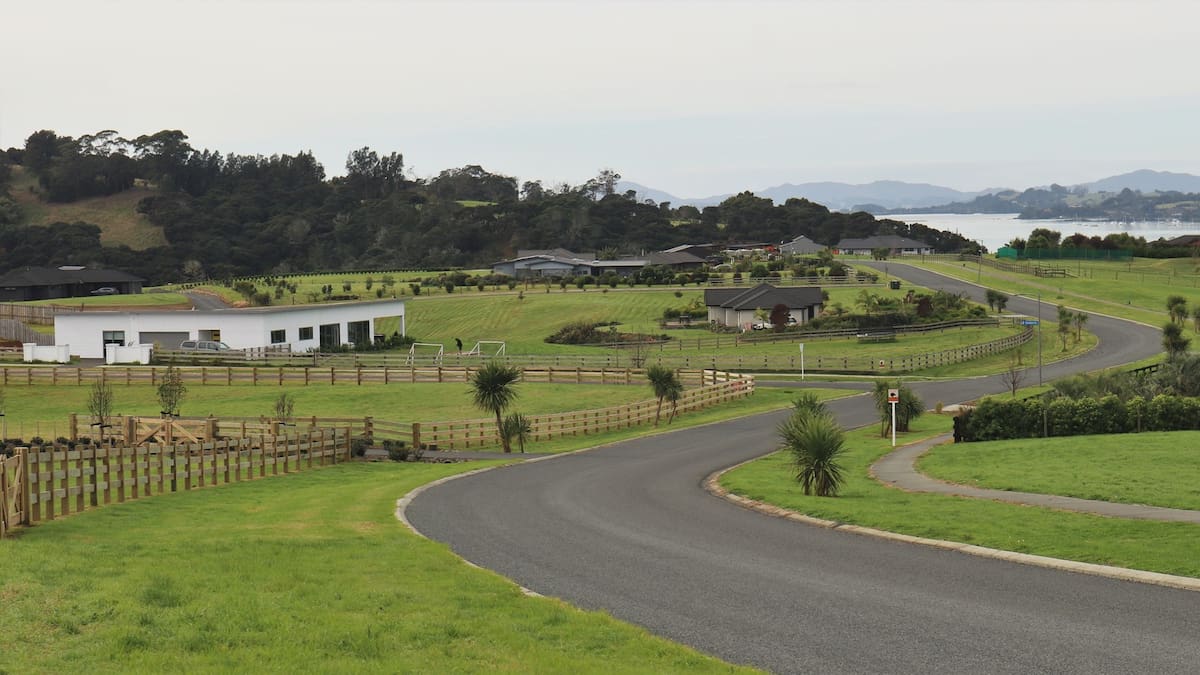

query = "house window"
[299,326,313,340]
[270,329,286,344]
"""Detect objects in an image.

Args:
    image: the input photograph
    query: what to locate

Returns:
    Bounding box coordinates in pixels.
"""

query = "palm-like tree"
[469,361,521,452]
[1162,322,1191,360]
[1072,311,1088,343]
[502,412,532,454]
[1167,295,1189,325]
[778,410,846,497]
[646,365,682,426]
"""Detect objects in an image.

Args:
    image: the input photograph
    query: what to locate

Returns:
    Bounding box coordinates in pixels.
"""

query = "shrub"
[778,409,845,497]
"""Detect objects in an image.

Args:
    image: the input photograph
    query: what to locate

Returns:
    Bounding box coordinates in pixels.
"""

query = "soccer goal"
[466,340,506,358]
[406,342,444,365]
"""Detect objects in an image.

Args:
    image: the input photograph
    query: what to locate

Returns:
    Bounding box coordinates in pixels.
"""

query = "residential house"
[778,235,826,256]
[705,283,824,330]
[0,266,144,302]
[834,235,932,256]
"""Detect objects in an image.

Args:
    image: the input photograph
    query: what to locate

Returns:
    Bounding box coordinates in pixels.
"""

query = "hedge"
[957,394,1200,441]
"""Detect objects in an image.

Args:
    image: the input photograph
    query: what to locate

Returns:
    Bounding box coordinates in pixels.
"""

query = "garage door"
[139,331,190,349]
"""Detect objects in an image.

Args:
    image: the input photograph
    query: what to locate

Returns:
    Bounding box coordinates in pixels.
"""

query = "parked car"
[90,287,119,295]
[179,340,231,352]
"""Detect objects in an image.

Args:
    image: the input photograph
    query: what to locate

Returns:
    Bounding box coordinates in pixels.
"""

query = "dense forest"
[0,129,979,284]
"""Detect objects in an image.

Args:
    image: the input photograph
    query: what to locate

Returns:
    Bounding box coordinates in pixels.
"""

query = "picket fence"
[0,429,350,537]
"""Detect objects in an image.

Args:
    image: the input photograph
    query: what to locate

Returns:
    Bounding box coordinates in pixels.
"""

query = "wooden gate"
[131,418,208,446]
[1,449,28,539]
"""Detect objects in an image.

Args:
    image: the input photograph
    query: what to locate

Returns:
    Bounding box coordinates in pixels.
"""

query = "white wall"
[24,343,70,363]
[55,300,406,358]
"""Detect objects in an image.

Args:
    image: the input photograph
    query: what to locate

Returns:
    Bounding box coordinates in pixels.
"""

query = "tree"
[469,361,521,453]
[1000,351,1027,396]
[1162,322,1191,359]
[873,381,923,437]
[1056,305,1073,352]
[1072,311,1088,343]
[1166,295,1188,325]
[645,365,682,426]
[87,380,115,444]
[157,365,187,416]
[501,412,532,454]
[994,292,1008,314]
[769,303,791,332]
[871,247,890,260]
[1193,306,1200,333]
[777,407,845,497]
[271,392,295,420]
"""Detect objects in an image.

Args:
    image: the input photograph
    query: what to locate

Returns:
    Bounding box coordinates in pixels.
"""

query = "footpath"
[871,433,1200,524]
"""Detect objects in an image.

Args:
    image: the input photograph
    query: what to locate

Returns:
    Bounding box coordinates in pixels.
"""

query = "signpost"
[887,388,899,447]
[799,343,805,381]
[1020,319,1039,326]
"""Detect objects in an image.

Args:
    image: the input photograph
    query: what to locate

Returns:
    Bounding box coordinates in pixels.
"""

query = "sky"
[3,0,1199,197]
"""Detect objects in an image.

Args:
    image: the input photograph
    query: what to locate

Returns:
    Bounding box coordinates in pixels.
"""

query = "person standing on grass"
[455,337,463,352]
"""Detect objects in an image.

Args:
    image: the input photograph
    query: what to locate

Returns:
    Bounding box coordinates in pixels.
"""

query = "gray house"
[834,235,932,256]
[0,266,144,302]
[705,283,824,330]
[779,235,826,256]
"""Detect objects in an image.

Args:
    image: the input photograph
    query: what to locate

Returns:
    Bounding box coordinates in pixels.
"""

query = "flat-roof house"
[491,254,593,278]
[705,283,824,330]
[835,235,932,256]
[779,235,826,256]
[0,266,143,302]
[54,299,405,359]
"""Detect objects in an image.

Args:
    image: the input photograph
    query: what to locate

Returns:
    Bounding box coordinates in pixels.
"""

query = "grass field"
[918,431,1200,510]
[0,462,754,673]
[7,167,167,250]
[720,415,1200,578]
[902,257,1200,342]
[0,382,664,441]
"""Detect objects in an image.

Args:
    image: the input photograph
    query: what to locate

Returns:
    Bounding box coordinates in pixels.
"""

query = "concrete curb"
[704,456,1200,594]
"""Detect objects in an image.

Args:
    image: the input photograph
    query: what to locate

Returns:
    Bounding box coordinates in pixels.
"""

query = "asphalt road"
[407,264,1197,674]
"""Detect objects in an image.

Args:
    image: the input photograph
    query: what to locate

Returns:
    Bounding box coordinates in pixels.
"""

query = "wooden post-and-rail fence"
[0,429,351,538]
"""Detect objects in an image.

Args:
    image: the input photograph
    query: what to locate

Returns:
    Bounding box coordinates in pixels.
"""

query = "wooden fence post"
[69,413,78,442]
[412,422,422,453]
[18,447,31,526]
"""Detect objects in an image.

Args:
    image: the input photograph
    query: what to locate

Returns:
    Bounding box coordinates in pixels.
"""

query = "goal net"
[466,340,506,358]
[406,342,444,365]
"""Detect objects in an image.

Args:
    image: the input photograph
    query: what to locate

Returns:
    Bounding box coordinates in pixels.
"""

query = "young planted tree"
[87,380,115,444]
[502,412,532,454]
[645,365,683,426]
[1000,351,1027,396]
[1072,311,1088,343]
[1163,322,1191,359]
[157,366,187,417]
[1167,295,1189,325]
[994,292,1008,314]
[469,361,521,453]
[272,392,295,420]
[769,303,791,332]
[1056,305,1072,352]
[778,408,845,497]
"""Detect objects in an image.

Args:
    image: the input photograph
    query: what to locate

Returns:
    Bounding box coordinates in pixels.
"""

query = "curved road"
[408,264,1197,674]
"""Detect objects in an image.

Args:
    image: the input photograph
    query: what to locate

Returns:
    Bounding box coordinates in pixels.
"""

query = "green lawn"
[0,382,664,441]
[918,431,1200,510]
[720,415,1200,578]
[0,462,754,673]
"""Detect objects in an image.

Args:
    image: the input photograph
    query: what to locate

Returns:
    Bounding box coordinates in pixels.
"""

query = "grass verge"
[719,415,1200,578]
[918,431,1200,510]
[0,462,754,673]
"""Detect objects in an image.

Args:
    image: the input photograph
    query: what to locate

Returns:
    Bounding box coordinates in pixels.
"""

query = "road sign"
[887,388,899,403]
[1020,320,1040,326]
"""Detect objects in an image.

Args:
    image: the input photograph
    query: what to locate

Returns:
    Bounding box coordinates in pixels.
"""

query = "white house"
[834,235,933,256]
[54,299,406,359]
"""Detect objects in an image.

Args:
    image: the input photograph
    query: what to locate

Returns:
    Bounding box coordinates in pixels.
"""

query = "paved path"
[183,291,232,310]
[872,433,1200,524]
[407,263,1199,674]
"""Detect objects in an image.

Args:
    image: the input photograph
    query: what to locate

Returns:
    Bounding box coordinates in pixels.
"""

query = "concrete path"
[872,433,1200,524]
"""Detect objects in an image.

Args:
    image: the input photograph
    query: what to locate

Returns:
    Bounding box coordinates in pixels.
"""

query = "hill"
[7,166,167,250]
[1083,169,1200,194]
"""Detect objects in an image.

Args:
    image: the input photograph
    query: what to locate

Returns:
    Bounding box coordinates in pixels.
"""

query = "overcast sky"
[3,0,1198,196]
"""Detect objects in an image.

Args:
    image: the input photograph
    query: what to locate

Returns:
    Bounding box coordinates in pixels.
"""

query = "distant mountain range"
[618,169,1200,213]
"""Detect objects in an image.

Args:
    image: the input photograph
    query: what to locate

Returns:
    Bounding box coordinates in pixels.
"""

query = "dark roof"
[0,266,143,287]
[705,283,823,310]
[516,248,592,259]
[1162,235,1200,246]
[835,235,931,250]
[779,235,825,254]
[648,251,705,266]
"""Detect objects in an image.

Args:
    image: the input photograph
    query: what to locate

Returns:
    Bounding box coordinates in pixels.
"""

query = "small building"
[705,283,824,330]
[54,299,406,359]
[0,266,144,302]
[779,235,826,256]
[647,251,706,270]
[834,235,932,256]
[491,254,593,278]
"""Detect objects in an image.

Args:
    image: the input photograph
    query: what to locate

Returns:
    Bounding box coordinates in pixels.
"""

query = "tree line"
[0,128,978,284]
